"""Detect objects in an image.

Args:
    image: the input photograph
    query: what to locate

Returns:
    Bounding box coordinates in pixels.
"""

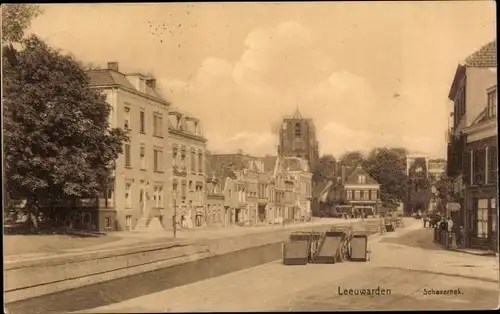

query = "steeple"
[292,103,303,120]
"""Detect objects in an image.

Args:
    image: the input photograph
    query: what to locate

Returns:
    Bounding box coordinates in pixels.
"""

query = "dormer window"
[358,175,366,184]
[139,78,146,93]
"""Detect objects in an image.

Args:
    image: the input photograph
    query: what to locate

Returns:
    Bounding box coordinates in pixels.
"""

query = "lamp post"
[172,190,177,238]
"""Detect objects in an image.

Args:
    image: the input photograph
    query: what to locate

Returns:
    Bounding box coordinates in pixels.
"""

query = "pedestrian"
[423,215,428,228]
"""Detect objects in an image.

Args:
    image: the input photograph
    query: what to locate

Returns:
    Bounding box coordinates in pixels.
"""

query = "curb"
[449,248,498,258]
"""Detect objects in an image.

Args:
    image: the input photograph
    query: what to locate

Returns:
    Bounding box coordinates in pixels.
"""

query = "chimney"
[146,78,157,89]
[107,62,119,72]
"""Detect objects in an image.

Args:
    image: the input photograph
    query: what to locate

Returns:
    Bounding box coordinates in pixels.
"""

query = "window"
[125,183,132,208]
[140,110,145,133]
[472,149,486,185]
[189,181,193,191]
[105,216,111,228]
[153,113,163,137]
[487,89,497,118]
[154,186,163,208]
[347,190,352,200]
[191,151,196,172]
[181,180,187,199]
[492,199,497,233]
[294,122,301,137]
[477,199,489,238]
[487,148,497,184]
[172,146,178,166]
[125,144,131,167]
[371,190,377,200]
[198,153,203,173]
[153,148,163,172]
[358,175,366,184]
[140,146,146,170]
[126,215,132,228]
[181,149,186,167]
[124,107,131,129]
[354,190,360,200]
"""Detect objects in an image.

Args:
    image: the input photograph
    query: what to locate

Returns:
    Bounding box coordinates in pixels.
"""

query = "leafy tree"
[3,35,128,230]
[339,151,365,168]
[313,154,337,182]
[408,157,432,212]
[362,148,409,211]
[2,4,43,43]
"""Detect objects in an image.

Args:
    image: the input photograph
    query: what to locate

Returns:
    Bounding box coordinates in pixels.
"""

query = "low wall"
[4,220,368,304]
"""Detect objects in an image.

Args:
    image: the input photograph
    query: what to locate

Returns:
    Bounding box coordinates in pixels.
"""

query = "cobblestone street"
[81,222,499,312]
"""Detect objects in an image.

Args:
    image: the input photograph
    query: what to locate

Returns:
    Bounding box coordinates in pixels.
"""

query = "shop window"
[477,199,489,238]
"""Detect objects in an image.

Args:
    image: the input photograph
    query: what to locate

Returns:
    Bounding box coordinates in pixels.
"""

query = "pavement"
[80,219,500,312]
[3,217,364,263]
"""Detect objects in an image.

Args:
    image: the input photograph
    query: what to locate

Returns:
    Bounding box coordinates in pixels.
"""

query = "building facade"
[168,108,207,229]
[342,165,381,216]
[462,84,497,252]
[446,40,497,244]
[278,108,319,172]
[447,40,497,212]
[87,62,170,231]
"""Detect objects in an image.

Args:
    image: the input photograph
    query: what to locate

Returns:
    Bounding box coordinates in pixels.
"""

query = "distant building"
[207,151,263,225]
[315,164,381,216]
[86,61,170,231]
[278,108,319,172]
[168,107,207,229]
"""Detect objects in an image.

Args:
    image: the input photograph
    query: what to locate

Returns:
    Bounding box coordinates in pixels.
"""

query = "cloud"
[159,21,445,158]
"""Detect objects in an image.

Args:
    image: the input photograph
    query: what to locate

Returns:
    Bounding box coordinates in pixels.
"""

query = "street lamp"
[172,190,177,238]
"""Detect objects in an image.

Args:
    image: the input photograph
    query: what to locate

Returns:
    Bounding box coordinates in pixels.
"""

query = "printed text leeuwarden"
[338,286,392,296]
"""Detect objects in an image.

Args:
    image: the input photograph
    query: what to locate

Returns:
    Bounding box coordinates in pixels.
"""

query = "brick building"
[278,108,319,172]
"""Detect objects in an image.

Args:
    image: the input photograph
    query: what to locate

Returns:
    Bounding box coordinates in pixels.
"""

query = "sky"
[28,2,496,159]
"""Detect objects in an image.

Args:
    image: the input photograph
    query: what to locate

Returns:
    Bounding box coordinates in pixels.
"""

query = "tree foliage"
[362,148,409,210]
[2,4,43,43]
[339,151,365,168]
[3,35,128,224]
[313,154,337,183]
[408,157,432,210]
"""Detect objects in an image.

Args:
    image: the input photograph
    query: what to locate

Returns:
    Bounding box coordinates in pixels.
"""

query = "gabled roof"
[344,164,379,185]
[87,69,167,104]
[464,40,497,67]
[261,156,278,173]
[448,40,497,100]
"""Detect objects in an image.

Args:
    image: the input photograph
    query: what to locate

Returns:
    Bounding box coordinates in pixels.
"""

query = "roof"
[464,40,497,67]
[344,165,379,185]
[448,40,497,100]
[87,69,167,104]
[261,156,278,173]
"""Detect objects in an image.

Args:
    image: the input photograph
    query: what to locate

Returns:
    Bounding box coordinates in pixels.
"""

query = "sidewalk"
[4,218,365,263]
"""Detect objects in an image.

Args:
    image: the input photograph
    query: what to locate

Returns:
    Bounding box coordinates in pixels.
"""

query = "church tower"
[278,106,319,171]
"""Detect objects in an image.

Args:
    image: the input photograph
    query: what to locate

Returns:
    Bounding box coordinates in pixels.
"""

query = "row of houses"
[446,39,497,252]
[24,61,313,232]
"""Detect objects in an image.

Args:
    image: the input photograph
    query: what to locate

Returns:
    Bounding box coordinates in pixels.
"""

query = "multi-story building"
[461,84,497,252]
[204,170,226,227]
[206,151,264,226]
[278,108,319,172]
[342,165,381,216]
[427,158,447,183]
[86,62,170,231]
[271,156,313,221]
[168,108,207,229]
[446,39,497,237]
[261,156,284,224]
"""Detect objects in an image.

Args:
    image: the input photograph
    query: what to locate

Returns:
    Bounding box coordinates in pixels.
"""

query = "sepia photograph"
[2,2,498,313]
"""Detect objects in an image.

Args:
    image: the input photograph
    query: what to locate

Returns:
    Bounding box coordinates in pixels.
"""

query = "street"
[80,222,499,312]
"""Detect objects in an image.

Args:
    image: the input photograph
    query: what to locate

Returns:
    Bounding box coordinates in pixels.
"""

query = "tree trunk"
[25,197,40,233]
